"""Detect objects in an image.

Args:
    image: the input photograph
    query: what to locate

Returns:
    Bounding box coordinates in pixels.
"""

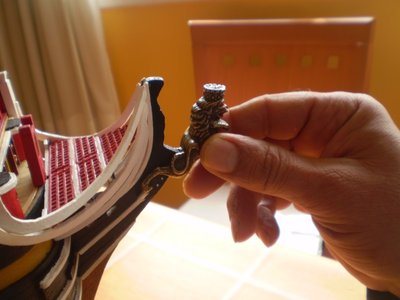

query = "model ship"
[0,71,228,299]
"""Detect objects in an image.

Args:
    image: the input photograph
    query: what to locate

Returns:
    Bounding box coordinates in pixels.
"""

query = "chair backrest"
[189,17,374,106]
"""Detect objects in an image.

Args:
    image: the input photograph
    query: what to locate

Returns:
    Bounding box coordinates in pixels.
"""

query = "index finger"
[226,91,361,157]
[227,91,314,140]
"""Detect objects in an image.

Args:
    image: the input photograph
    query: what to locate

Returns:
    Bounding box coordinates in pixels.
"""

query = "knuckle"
[261,146,288,194]
[239,143,289,194]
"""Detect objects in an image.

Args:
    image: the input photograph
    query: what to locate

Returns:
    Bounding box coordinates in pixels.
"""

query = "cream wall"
[101,0,400,207]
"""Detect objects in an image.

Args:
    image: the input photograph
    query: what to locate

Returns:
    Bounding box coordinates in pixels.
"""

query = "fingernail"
[256,205,279,247]
[202,136,238,173]
[230,218,240,243]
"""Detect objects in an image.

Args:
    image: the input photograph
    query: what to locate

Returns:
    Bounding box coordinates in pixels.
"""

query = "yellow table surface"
[96,202,365,300]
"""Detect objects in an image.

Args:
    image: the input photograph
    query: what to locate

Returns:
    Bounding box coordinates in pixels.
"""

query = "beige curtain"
[0,0,120,135]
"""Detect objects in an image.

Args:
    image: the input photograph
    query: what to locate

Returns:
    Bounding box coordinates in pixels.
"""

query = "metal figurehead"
[173,83,229,175]
[188,83,229,146]
[142,83,229,192]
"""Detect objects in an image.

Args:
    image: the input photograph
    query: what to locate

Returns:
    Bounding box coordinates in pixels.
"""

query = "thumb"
[200,133,350,210]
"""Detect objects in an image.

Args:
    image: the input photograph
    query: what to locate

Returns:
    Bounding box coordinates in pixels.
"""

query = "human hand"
[183,92,400,295]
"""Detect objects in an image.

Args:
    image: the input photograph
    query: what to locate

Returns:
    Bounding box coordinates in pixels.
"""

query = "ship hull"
[0,77,178,299]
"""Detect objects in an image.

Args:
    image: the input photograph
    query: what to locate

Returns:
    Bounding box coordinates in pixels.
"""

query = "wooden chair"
[190,17,375,106]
